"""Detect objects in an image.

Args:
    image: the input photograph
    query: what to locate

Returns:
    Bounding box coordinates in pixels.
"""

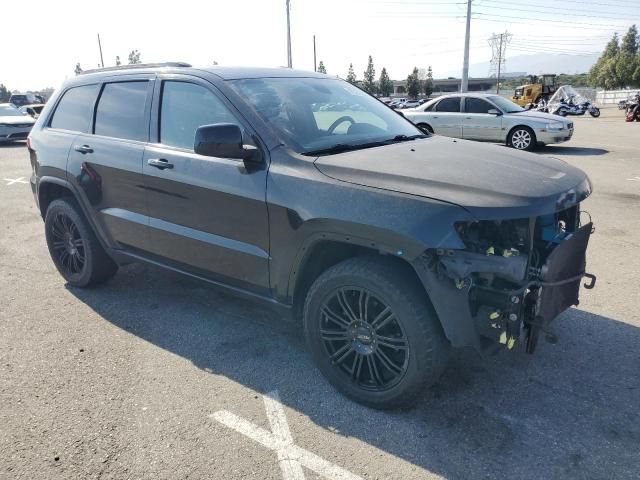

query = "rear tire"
[44,198,118,287]
[590,108,600,118]
[508,126,536,151]
[303,256,449,409]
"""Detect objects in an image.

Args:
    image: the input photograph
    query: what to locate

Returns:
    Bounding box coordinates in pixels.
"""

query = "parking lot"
[1,107,639,479]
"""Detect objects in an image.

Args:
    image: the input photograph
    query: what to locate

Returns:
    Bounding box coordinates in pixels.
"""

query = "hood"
[509,110,565,123]
[0,115,35,125]
[314,136,591,219]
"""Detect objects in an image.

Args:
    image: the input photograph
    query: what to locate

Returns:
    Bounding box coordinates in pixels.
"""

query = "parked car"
[398,100,421,109]
[402,93,574,151]
[19,104,46,118]
[0,103,36,142]
[388,97,407,108]
[9,92,39,107]
[28,64,595,409]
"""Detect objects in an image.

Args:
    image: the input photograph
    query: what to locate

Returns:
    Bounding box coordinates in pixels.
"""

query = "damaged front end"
[414,205,595,354]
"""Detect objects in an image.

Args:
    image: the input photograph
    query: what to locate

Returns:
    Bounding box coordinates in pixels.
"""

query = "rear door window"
[94,81,149,141]
[49,85,100,132]
[435,97,461,112]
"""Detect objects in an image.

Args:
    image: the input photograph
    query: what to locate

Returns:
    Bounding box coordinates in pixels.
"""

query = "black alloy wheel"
[319,287,409,391]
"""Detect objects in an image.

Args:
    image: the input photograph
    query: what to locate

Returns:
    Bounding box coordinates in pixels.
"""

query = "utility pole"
[496,34,504,94]
[461,0,472,92]
[97,33,104,68]
[488,31,512,94]
[313,35,317,72]
[286,0,292,68]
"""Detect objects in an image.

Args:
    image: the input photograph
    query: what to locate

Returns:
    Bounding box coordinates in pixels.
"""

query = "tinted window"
[435,97,460,112]
[160,81,239,150]
[50,85,99,132]
[465,98,493,114]
[94,82,148,141]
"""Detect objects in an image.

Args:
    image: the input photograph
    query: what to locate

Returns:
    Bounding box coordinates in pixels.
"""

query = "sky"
[1,0,638,92]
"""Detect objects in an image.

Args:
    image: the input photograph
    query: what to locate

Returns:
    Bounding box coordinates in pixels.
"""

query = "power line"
[534,0,640,7]
[473,13,628,30]
[476,4,636,21]
[480,0,639,16]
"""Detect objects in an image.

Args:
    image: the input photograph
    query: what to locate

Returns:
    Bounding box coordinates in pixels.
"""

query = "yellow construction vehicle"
[512,74,558,107]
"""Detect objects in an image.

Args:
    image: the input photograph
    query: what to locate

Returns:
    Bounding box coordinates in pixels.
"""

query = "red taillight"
[26,136,32,151]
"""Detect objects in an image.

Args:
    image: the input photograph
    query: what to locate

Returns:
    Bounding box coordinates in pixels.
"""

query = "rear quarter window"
[94,81,149,141]
[49,85,100,132]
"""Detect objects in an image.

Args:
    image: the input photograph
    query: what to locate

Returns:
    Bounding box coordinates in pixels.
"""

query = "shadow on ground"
[538,145,608,156]
[0,141,28,149]
[68,263,640,479]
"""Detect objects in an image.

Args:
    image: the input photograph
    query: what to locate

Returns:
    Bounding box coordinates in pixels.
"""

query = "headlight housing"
[545,122,565,131]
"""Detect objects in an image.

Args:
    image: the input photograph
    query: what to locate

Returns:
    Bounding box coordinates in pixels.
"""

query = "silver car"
[0,103,36,143]
[402,93,573,151]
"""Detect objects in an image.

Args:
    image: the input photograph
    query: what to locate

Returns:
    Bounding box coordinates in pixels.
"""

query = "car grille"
[567,122,573,129]
[8,132,29,139]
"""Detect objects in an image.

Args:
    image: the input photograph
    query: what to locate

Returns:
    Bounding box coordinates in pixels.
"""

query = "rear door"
[141,75,270,294]
[66,77,153,253]
[430,97,463,137]
[462,97,504,141]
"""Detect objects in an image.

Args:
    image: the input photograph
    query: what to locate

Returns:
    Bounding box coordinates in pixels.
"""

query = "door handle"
[74,144,93,154]
[147,158,173,170]
[465,117,472,119]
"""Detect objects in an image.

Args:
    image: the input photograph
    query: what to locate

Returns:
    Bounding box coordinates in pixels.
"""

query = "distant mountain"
[446,53,599,78]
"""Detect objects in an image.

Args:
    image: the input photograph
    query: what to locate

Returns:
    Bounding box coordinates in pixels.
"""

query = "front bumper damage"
[413,209,595,354]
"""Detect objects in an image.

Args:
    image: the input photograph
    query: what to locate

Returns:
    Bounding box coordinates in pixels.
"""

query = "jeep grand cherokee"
[27,63,595,409]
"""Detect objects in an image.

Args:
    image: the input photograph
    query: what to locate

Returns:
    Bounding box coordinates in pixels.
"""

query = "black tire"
[44,198,118,287]
[417,123,434,134]
[590,108,600,118]
[303,256,449,409]
[508,126,536,151]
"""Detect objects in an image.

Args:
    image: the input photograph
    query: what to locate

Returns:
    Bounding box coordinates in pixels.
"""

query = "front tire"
[590,108,600,118]
[303,256,449,409]
[45,198,118,287]
[509,126,536,151]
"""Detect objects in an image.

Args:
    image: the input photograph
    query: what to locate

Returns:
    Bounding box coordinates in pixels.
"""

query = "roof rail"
[80,62,192,75]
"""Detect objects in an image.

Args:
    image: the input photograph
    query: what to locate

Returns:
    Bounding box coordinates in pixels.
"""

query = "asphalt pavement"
[1,107,639,480]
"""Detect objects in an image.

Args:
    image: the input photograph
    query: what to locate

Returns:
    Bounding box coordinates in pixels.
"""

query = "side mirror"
[487,108,502,116]
[194,123,262,164]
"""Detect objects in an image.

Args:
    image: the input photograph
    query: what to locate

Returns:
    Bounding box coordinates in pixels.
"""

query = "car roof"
[75,63,332,82]
[0,103,17,107]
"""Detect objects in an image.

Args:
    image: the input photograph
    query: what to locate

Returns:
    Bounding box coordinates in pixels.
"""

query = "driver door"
[462,97,503,141]
[142,75,270,294]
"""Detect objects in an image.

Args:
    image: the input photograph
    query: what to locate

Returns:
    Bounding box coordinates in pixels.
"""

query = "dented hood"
[314,136,592,219]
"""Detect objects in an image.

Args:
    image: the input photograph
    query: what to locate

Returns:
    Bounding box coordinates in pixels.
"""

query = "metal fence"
[596,89,640,105]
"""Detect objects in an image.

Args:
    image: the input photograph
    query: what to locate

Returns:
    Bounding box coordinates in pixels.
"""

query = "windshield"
[0,105,26,117]
[488,96,523,114]
[231,77,423,154]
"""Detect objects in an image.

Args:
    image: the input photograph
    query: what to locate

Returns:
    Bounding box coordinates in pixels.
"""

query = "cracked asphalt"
[1,107,639,479]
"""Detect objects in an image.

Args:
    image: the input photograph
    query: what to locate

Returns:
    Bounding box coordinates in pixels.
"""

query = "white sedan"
[0,103,36,143]
[402,93,573,151]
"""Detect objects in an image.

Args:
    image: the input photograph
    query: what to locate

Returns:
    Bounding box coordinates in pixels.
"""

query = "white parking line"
[627,176,640,182]
[211,390,363,480]
[4,177,28,185]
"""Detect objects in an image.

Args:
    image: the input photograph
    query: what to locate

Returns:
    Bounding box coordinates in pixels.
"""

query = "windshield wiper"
[302,134,426,156]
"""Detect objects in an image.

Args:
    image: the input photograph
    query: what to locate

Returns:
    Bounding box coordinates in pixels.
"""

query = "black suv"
[28,63,595,408]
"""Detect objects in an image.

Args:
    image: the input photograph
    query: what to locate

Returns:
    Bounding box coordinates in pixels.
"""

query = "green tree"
[0,84,10,102]
[589,34,620,88]
[423,66,434,97]
[346,63,357,84]
[378,67,393,97]
[362,55,377,94]
[74,63,83,75]
[128,50,142,64]
[115,56,121,66]
[317,61,327,74]
[621,25,638,55]
[406,67,420,99]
